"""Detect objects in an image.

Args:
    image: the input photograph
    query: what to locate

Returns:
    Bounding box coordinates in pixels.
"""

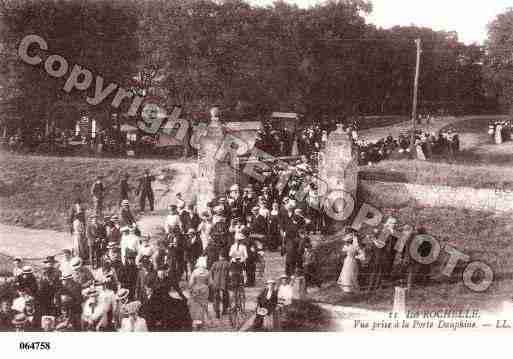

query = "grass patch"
[361,159,513,190]
[0,153,175,231]
[310,204,512,311]
[279,300,336,331]
[358,115,408,131]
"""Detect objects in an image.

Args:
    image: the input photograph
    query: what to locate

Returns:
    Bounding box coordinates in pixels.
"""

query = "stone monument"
[318,124,358,229]
[196,107,226,213]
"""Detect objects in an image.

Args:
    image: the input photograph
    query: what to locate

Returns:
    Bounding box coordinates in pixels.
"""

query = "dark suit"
[119,208,136,228]
[137,175,155,211]
[140,291,192,331]
[86,222,105,267]
[280,213,301,276]
[38,268,62,316]
[253,288,278,330]
[119,178,130,203]
[209,258,231,316]
[91,181,105,216]
[166,233,186,283]
[179,211,193,232]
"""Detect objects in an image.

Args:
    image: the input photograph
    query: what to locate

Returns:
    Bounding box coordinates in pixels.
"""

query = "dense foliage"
[484,7,513,114]
[0,0,500,135]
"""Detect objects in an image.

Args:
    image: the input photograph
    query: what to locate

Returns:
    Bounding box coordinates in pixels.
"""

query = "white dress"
[198,221,213,251]
[337,243,365,293]
[71,219,86,259]
[495,125,503,144]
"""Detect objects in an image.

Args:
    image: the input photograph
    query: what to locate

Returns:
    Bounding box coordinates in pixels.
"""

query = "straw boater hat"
[61,272,72,280]
[116,288,130,301]
[195,256,207,269]
[70,257,82,270]
[213,205,224,215]
[127,301,142,315]
[107,241,119,250]
[372,235,386,249]
[234,232,246,241]
[21,266,33,275]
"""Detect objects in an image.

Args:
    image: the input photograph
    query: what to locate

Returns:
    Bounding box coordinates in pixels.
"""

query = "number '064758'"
[19,342,50,350]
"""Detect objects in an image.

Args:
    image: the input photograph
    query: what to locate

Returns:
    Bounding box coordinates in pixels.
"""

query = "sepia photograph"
[1,0,513,350]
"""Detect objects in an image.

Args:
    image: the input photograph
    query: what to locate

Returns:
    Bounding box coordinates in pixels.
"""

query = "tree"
[484,7,513,113]
[0,0,140,136]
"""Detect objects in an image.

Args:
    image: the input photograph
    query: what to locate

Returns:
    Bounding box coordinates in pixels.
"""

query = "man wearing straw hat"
[81,288,108,331]
[91,175,105,217]
[86,214,103,268]
[16,265,38,298]
[70,258,94,289]
[119,300,147,332]
[57,272,82,326]
[253,279,278,330]
[120,200,136,228]
[39,256,61,316]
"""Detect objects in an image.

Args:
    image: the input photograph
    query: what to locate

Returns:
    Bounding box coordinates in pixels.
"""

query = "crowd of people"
[353,127,460,165]
[0,165,325,332]
[488,119,512,144]
[334,220,433,295]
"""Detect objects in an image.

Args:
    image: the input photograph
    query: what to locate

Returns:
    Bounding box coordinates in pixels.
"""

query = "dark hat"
[43,256,56,264]
[21,266,33,275]
[85,288,99,298]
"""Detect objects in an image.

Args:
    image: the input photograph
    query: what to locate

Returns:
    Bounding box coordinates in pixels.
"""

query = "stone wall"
[360,180,513,214]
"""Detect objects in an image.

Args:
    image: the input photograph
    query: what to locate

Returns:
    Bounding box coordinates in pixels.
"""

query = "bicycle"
[228,283,246,329]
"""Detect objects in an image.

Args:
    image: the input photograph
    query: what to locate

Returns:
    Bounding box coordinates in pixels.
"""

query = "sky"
[249,0,512,45]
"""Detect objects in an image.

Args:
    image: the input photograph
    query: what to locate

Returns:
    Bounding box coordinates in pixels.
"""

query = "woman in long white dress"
[337,233,365,293]
[71,217,86,261]
[197,212,213,251]
[188,256,210,329]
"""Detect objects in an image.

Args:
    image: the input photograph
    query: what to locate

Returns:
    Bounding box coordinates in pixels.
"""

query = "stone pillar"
[196,108,226,213]
[393,286,407,315]
[318,124,358,231]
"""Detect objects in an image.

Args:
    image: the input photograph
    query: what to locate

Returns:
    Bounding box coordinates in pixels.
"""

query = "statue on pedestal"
[195,107,226,212]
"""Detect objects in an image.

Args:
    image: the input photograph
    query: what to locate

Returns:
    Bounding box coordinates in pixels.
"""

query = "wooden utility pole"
[411,38,422,155]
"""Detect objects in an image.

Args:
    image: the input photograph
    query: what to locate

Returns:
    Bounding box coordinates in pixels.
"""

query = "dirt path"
[152,161,196,211]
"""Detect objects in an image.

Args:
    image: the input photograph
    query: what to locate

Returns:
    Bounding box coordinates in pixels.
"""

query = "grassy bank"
[0,153,175,231]
[310,202,512,311]
[361,159,513,190]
